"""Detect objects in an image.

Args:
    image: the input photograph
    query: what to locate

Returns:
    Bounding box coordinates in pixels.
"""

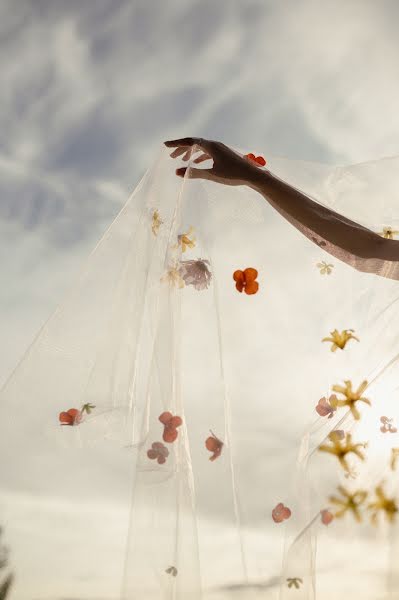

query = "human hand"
[164,137,266,188]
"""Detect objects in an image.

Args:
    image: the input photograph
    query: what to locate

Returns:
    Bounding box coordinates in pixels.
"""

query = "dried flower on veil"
[147,442,169,465]
[151,209,163,236]
[165,566,178,576]
[315,395,337,418]
[179,259,212,290]
[286,578,303,589]
[318,430,367,473]
[330,380,370,420]
[379,226,399,239]
[322,329,359,351]
[380,416,397,433]
[272,503,291,523]
[58,403,95,426]
[367,485,398,525]
[317,260,334,274]
[328,485,368,522]
[233,268,259,295]
[161,264,185,288]
[175,226,196,252]
[159,412,183,443]
[205,431,223,461]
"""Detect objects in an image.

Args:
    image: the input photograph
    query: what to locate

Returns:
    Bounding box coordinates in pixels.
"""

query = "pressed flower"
[320,509,334,525]
[179,258,212,290]
[379,227,399,239]
[318,431,366,473]
[159,412,183,443]
[165,566,178,576]
[315,395,337,418]
[233,268,259,295]
[287,578,303,589]
[205,430,223,461]
[245,153,266,167]
[59,408,82,426]
[161,264,185,288]
[176,226,196,252]
[331,380,370,420]
[151,209,163,236]
[380,416,397,433]
[272,502,291,523]
[391,448,399,471]
[367,485,398,525]
[147,441,169,465]
[328,485,368,522]
[322,329,359,352]
[317,261,334,275]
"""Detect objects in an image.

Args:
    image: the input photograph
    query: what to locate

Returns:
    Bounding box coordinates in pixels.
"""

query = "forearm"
[248,169,399,280]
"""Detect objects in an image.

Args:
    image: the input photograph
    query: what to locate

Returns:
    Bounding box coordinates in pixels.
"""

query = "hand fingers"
[164,137,201,148]
[164,137,214,154]
[169,146,189,158]
[193,153,212,164]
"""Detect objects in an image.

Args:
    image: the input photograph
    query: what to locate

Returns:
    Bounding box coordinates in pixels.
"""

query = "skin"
[164,137,399,280]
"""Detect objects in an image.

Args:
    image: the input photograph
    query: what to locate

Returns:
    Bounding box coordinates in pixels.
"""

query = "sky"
[1,0,399,598]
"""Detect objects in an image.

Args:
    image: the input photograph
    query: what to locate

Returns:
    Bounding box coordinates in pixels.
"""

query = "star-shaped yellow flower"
[367,485,398,525]
[176,226,196,252]
[317,261,334,275]
[379,227,399,240]
[329,485,368,522]
[331,380,370,420]
[151,209,163,236]
[287,578,303,589]
[318,431,367,473]
[322,329,359,352]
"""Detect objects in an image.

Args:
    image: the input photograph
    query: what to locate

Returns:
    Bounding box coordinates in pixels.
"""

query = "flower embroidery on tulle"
[391,448,399,471]
[179,259,212,290]
[233,268,259,295]
[320,509,334,525]
[287,578,303,589]
[329,485,368,522]
[58,403,95,426]
[315,395,338,418]
[161,264,185,288]
[317,261,334,274]
[272,503,291,523]
[205,431,223,461]
[322,329,359,351]
[165,566,178,576]
[318,430,367,473]
[367,485,398,525]
[176,226,196,252]
[331,380,370,420]
[244,153,266,167]
[380,416,397,433]
[151,209,163,236]
[147,441,169,464]
[159,412,183,443]
[379,227,399,239]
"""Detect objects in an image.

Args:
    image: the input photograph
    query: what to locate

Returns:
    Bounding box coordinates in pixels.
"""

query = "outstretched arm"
[165,137,399,280]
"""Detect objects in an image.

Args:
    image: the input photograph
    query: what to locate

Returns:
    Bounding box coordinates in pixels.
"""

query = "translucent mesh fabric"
[2,145,399,599]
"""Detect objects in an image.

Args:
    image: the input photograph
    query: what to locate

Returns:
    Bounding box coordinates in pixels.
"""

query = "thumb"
[176,166,213,181]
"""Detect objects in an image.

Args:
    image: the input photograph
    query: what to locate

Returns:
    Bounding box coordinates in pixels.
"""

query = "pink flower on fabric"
[320,509,334,525]
[380,416,397,433]
[179,259,212,290]
[272,503,291,523]
[315,395,337,418]
[147,442,169,464]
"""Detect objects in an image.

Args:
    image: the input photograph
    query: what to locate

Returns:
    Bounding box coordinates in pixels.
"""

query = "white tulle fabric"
[2,145,399,600]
